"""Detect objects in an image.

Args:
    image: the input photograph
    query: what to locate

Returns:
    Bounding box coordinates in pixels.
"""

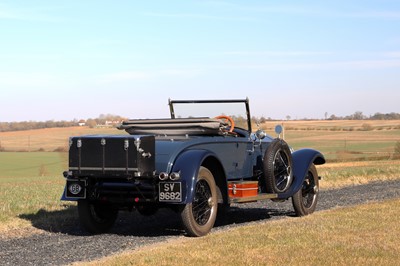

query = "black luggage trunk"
[68,135,155,177]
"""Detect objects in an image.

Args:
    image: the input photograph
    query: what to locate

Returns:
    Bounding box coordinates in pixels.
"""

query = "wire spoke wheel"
[192,180,212,225]
[301,172,318,208]
[292,164,319,216]
[264,139,293,193]
[180,166,218,237]
[273,149,292,191]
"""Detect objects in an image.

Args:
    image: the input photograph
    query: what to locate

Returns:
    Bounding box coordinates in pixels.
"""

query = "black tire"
[180,166,218,237]
[264,139,293,193]
[78,200,118,234]
[292,164,319,216]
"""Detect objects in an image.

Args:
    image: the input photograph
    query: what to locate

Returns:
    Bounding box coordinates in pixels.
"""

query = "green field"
[260,120,400,161]
[0,152,68,226]
[285,129,400,161]
[0,152,67,178]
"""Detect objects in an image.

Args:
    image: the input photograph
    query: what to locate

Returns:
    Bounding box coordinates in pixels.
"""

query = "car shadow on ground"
[19,204,295,237]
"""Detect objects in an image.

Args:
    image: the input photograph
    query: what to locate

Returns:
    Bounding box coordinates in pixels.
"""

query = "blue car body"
[61,99,325,236]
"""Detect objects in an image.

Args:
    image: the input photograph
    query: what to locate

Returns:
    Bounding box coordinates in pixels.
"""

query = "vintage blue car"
[62,99,325,236]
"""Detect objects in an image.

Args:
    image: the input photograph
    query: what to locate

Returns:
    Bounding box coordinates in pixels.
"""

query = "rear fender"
[171,149,220,204]
[278,148,325,199]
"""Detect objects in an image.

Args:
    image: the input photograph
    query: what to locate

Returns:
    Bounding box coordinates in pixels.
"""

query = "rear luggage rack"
[69,135,155,177]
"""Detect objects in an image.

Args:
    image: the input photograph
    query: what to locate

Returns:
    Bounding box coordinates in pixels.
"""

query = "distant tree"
[370,112,400,120]
[329,114,338,120]
[324,112,328,120]
[86,119,97,128]
[251,116,267,124]
[231,115,247,129]
[286,115,291,121]
[347,111,366,120]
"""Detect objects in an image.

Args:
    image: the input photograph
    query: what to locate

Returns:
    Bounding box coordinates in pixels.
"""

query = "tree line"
[1,112,399,132]
[327,111,400,121]
[0,114,126,132]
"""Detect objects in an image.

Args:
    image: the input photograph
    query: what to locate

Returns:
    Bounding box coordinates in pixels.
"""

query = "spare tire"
[263,139,293,193]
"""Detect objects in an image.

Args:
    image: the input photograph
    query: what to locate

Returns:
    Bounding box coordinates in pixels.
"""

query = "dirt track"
[1,180,399,265]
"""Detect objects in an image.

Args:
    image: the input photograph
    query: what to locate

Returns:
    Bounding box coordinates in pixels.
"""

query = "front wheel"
[292,164,319,216]
[180,166,218,237]
[78,200,118,234]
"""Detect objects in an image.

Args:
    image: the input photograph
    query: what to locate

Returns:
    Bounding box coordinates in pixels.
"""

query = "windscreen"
[170,100,250,131]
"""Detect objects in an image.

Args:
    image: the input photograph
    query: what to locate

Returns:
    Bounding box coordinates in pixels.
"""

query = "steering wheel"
[215,115,235,133]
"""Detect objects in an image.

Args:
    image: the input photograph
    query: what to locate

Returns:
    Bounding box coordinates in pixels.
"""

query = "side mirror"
[275,125,283,138]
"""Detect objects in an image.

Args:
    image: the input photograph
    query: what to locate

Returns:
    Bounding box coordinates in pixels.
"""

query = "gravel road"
[1,180,399,265]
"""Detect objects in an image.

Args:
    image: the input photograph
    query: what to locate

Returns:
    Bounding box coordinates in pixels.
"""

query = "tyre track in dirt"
[0,180,399,266]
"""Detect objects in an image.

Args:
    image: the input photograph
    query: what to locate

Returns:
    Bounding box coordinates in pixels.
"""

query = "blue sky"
[1,0,399,121]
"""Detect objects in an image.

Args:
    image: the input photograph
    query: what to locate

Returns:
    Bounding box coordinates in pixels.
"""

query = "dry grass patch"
[261,120,400,131]
[0,126,125,151]
[81,199,400,266]
[318,160,400,189]
[0,218,44,239]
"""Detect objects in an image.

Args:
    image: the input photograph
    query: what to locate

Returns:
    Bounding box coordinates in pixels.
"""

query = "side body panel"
[277,148,325,199]
[159,137,256,204]
[155,136,255,180]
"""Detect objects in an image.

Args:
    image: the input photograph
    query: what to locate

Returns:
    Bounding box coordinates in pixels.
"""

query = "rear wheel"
[264,139,293,193]
[292,164,319,216]
[78,200,118,234]
[180,166,218,237]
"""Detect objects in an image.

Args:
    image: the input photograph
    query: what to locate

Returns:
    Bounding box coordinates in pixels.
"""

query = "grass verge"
[318,160,400,189]
[81,199,400,266]
[0,174,76,237]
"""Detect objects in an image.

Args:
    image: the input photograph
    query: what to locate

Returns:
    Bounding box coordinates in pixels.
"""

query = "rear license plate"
[159,182,182,202]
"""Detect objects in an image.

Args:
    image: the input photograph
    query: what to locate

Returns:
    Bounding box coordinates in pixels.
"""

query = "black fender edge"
[171,149,222,204]
[278,148,325,199]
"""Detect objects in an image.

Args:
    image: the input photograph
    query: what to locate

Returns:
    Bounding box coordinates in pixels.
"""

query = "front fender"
[171,149,219,204]
[278,148,325,199]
